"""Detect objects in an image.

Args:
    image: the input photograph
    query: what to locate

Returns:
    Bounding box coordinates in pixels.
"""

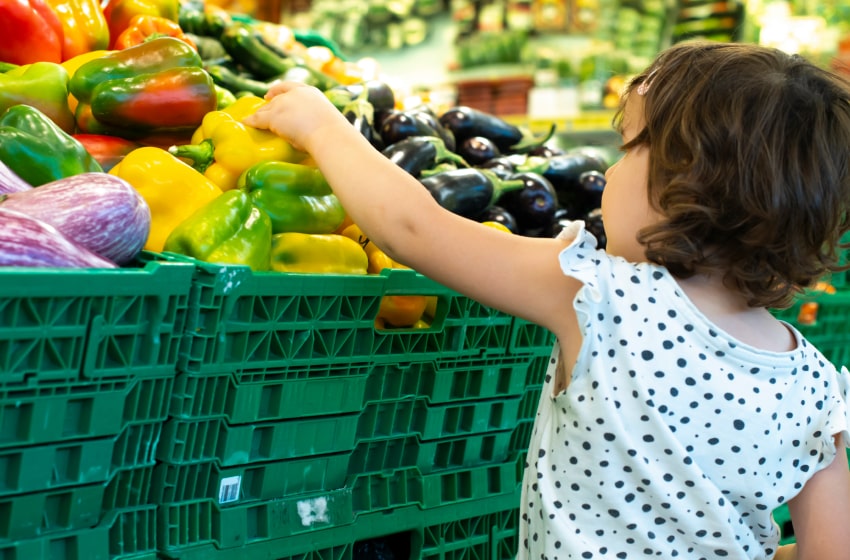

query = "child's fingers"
[264,80,310,99]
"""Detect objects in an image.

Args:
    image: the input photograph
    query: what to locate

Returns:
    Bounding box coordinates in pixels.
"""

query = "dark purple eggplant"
[382,136,467,178]
[577,170,607,211]
[439,106,523,151]
[0,208,117,268]
[346,108,383,150]
[475,205,519,233]
[419,167,524,219]
[380,110,455,150]
[457,136,500,166]
[528,144,566,158]
[0,172,150,264]
[583,207,606,249]
[516,153,607,214]
[328,80,396,113]
[0,160,32,195]
[496,172,559,236]
[477,156,516,180]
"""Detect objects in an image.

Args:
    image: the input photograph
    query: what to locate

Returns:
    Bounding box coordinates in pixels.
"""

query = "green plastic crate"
[168,355,548,425]
[0,422,163,542]
[157,393,523,468]
[156,460,521,552]
[162,252,550,374]
[152,429,520,510]
[0,259,193,385]
[157,490,521,560]
[772,289,850,368]
[0,373,173,450]
[0,505,157,560]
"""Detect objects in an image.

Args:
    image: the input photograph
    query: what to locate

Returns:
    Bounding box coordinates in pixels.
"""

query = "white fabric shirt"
[518,223,850,560]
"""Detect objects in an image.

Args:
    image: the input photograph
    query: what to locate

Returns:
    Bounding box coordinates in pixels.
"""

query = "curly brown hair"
[615,41,850,308]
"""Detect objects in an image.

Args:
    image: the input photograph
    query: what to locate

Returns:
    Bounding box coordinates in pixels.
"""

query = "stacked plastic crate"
[151,257,553,559]
[0,259,194,559]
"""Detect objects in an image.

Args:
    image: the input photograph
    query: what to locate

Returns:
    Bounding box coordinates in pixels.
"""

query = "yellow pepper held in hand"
[110,146,223,251]
[170,94,306,191]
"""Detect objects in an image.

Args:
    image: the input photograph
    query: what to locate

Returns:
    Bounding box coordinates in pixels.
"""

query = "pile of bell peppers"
[0,3,460,329]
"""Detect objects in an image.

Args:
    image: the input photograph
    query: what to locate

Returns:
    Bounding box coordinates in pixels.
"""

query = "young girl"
[245,41,850,559]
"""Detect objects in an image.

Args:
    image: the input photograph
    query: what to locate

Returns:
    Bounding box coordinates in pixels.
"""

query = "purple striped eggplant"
[0,172,150,265]
[0,208,117,268]
[0,160,32,195]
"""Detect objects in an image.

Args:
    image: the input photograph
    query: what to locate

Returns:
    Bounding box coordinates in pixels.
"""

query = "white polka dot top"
[518,223,850,560]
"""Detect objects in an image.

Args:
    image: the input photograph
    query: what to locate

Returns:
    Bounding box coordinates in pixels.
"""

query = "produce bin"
[157,488,521,560]
[154,253,553,375]
[0,259,193,554]
[0,259,194,384]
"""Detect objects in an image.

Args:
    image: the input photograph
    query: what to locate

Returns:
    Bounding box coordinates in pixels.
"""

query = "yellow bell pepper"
[341,223,428,327]
[170,94,306,191]
[110,146,223,251]
[44,0,110,60]
[270,233,368,275]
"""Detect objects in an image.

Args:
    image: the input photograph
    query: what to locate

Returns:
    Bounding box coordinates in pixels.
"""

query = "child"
[245,41,850,559]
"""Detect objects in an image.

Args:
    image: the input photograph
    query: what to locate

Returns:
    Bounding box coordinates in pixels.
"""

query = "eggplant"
[382,136,467,178]
[439,106,523,151]
[380,110,455,151]
[0,208,117,268]
[419,168,524,219]
[475,205,519,233]
[516,153,608,215]
[328,80,396,114]
[496,172,559,236]
[457,136,500,166]
[477,155,515,179]
[0,173,150,264]
[0,160,32,195]
[577,170,607,211]
[583,207,607,249]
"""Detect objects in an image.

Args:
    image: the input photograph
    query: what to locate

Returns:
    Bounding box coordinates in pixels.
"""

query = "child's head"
[615,41,850,308]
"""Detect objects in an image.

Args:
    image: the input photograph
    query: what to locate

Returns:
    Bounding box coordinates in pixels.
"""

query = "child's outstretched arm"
[244,82,581,339]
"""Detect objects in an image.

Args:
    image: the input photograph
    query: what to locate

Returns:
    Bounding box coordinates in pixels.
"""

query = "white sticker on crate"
[297,496,329,526]
[219,475,242,504]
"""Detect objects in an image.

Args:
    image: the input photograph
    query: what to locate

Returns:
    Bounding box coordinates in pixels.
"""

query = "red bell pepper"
[0,0,64,64]
[72,133,141,171]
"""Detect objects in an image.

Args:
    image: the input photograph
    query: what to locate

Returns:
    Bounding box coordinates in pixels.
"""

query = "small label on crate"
[218,475,242,504]
[297,496,329,526]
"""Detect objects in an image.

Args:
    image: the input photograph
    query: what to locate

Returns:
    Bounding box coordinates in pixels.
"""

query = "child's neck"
[675,274,797,353]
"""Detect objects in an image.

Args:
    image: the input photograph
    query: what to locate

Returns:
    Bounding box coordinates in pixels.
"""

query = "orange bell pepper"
[43,0,109,60]
[103,0,178,48]
[341,223,429,328]
[113,14,195,50]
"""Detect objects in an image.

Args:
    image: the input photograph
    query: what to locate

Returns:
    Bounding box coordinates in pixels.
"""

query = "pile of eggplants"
[354,103,611,245]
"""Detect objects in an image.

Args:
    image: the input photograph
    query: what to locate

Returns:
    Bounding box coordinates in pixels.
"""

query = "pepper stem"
[169,139,215,172]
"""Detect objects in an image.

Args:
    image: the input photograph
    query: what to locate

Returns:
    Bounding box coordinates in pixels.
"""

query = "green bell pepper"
[238,161,346,234]
[0,61,76,134]
[0,104,103,186]
[163,189,272,271]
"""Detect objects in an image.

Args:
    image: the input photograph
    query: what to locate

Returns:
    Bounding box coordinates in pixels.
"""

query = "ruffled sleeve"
[556,220,609,304]
[825,366,850,450]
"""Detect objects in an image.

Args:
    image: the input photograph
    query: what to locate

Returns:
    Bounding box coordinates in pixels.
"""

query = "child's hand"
[243,81,347,153]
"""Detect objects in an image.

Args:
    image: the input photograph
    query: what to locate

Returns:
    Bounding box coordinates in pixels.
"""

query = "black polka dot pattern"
[517,224,850,559]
